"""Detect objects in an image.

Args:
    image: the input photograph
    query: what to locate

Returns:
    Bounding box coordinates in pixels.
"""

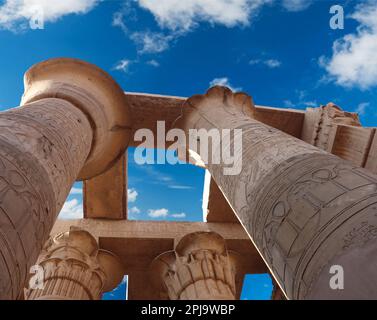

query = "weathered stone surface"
[52,219,268,299]
[84,153,127,219]
[126,92,305,149]
[23,58,132,179]
[301,102,360,152]
[365,131,377,174]
[150,232,237,300]
[25,227,124,300]
[177,86,377,299]
[330,125,375,167]
[0,58,130,300]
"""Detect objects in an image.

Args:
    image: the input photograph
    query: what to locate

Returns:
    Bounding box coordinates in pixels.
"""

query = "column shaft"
[0,58,131,299]
[178,86,377,299]
[0,99,92,299]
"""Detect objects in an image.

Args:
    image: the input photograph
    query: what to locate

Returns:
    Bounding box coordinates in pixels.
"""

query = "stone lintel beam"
[83,152,127,219]
[126,92,305,149]
[176,86,377,299]
[150,232,238,300]
[0,58,130,299]
[25,227,124,300]
[301,103,377,174]
[51,219,269,300]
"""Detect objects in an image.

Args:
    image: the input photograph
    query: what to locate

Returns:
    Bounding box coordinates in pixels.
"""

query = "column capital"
[25,227,124,300]
[150,231,237,300]
[21,58,132,179]
[176,86,255,131]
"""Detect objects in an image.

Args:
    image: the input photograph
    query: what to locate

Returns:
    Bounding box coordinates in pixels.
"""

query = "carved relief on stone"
[301,102,361,151]
[25,227,124,300]
[150,232,236,300]
[0,58,131,300]
[177,86,377,299]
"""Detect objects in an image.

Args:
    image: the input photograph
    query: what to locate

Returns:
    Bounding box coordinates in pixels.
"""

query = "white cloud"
[148,208,169,218]
[168,185,193,190]
[137,0,272,32]
[209,77,242,92]
[283,90,318,109]
[355,102,370,116]
[130,31,173,54]
[147,208,187,219]
[0,0,99,30]
[249,58,281,68]
[281,0,312,12]
[69,187,82,195]
[128,188,138,202]
[147,59,160,67]
[129,206,141,214]
[114,59,132,73]
[58,198,83,220]
[320,2,377,90]
[171,212,186,218]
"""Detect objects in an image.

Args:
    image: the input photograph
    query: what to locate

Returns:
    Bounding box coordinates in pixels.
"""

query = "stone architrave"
[150,232,237,300]
[176,86,377,299]
[25,227,124,300]
[0,58,131,299]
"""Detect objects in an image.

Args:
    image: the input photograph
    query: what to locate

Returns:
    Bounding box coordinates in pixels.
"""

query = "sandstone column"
[25,227,124,300]
[150,231,236,300]
[0,58,131,299]
[176,86,377,299]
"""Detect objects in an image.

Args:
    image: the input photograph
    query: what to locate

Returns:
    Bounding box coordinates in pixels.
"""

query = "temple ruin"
[0,58,377,300]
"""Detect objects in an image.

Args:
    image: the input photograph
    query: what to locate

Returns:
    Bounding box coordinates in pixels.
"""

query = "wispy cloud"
[148,208,169,218]
[147,59,160,67]
[69,187,82,195]
[135,0,272,33]
[168,185,193,190]
[281,0,313,12]
[129,206,141,214]
[355,102,370,116]
[114,59,132,73]
[249,58,281,68]
[0,0,100,31]
[320,1,377,90]
[209,77,242,92]
[128,188,138,203]
[147,208,186,219]
[283,90,318,109]
[171,212,186,218]
[130,31,174,54]
[58,198,83,220]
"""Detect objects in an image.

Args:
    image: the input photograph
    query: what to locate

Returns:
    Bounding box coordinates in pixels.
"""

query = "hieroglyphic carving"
[301,102,361,152]
[25,227,124,300]
[177,86,377,299]
[0,58,131,299]
[150,232,236,300]
[0,99,92,300]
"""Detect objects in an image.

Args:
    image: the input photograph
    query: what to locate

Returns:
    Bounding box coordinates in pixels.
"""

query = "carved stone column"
[0,58,131,299]
[176,86,377,299]
[150,232,236,300]
[25,227,124,300]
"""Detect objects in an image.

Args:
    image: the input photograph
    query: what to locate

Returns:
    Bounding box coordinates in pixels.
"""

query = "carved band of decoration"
[301,102,361,151]
[0,58,131,299]
[150,232,236,300]
[176,86,377,299]
[25,227,124,300]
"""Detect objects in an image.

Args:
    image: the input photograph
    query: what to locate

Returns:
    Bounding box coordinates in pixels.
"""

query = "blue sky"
[1,0,376,300]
